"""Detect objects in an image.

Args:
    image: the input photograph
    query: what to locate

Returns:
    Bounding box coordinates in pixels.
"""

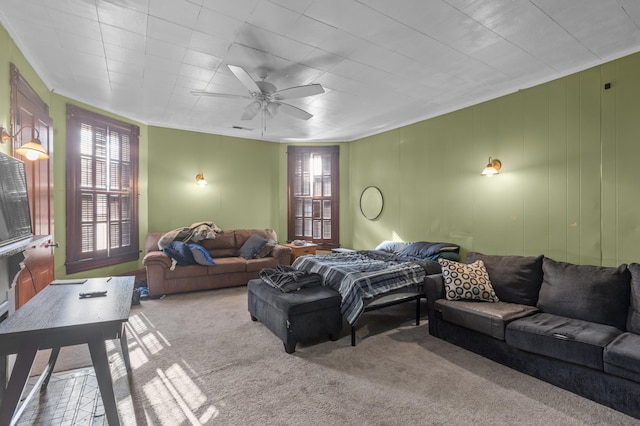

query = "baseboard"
[116,268,146,282]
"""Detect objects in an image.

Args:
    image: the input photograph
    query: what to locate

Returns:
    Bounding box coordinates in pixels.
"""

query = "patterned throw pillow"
[438,258,499,302]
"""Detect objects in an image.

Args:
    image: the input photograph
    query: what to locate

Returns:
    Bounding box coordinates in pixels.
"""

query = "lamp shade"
[195,173,207,186]
[15,139,49,161]
[481,157,501,176]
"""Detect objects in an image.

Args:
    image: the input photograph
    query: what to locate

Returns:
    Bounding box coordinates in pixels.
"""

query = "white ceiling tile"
[57,31,105,56]
[96,1,148,35]
[144,54,182,77]
[147,16,193,47]
[148,0,201,28]
[200,0,260,21]
[105,43,146,65]
[280,14,337,48]
[48,0,100,21]
[100,23,146,51]
[269,0,314,14]
[194,7,244,40]
[188,31,231,58]
[47,9,102,39]
[179,63,216,82]
[146,38,187,62]
[246,1,302,36]
[183,49,223,69]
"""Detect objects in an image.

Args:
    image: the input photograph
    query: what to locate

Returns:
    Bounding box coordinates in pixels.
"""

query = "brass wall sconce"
[195,172,207,186]
[481,157,501,176]
[0,126,50,161]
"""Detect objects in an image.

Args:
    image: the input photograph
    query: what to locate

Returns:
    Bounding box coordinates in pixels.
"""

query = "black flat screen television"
[0,151,33,247]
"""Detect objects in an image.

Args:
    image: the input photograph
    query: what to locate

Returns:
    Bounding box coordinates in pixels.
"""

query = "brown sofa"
[142,229,292,297]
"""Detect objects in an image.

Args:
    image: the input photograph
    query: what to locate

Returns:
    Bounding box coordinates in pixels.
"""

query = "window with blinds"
[66,104,139,274]
[287,146,339,249]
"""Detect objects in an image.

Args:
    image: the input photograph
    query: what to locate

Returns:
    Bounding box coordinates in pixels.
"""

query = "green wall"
[147,127,282,233]
[349,52,640,266]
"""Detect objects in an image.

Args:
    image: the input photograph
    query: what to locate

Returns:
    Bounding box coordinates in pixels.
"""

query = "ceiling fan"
[192,65,324,132]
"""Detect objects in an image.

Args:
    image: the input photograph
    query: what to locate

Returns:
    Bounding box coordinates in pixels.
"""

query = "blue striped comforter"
[292,251,427,325]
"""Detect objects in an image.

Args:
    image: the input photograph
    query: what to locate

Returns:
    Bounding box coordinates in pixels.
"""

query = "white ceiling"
[1,0,640,143]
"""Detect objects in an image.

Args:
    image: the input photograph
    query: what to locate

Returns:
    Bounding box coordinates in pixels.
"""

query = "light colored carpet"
[35,286,640,425]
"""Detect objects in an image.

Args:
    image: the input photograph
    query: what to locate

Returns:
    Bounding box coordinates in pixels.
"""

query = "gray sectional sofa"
[425,253,640,420]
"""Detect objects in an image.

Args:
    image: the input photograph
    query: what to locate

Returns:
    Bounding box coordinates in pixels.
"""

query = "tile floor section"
[16,368,106,426]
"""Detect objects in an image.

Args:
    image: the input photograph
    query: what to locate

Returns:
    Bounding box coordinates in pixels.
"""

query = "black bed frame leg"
[416,296,421,326]
[351,325,356,346]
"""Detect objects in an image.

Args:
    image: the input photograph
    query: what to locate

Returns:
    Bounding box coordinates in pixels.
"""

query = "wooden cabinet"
[285,243,317,263]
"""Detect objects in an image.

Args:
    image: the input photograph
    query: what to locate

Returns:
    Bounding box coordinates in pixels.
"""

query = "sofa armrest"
[142,251,172,268]
[425,274,445,309]
[271,244,293,265]
[425,273,444,337]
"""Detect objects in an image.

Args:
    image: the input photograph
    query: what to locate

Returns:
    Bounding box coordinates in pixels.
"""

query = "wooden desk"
[0,276,134,426]
[285,243,318,263]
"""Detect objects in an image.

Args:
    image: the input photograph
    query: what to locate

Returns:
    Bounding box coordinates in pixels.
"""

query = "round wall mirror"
[360,186,384,220]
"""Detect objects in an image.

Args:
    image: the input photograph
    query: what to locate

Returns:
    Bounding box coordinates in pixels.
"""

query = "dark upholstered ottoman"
[247,279,342,353]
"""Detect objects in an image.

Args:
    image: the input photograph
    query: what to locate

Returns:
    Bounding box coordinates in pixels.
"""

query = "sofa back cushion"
[234,229,277,248]
[628,263,640,334]
[199,231,238,257]
[145,233,163,254]
[537,258,631,331]
[466,252,543,306]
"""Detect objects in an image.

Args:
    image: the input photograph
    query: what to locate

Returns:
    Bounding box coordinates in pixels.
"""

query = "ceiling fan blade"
[273,84,324,100]
[228,65,261,95]
[276,102,313,120]
[190,91,251,100]
[241,101,262,120]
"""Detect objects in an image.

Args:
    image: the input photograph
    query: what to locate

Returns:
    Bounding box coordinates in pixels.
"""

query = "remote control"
[79,291,108,298]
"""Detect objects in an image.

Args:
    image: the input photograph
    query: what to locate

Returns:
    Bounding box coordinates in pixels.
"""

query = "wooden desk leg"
[88,337,120,426]
[40,347,60,392]
[120,324,132,373]
[0,341,38,426]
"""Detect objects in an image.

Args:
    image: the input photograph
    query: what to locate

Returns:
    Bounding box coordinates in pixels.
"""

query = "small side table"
[285,243,318,263]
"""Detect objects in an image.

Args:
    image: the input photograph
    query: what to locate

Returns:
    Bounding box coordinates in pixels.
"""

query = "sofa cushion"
[399,241,459,259]
[537,258,631,330]
[603,332,640,382]
[206,257,246,274]
[438,259,499,302]
[505,312,623,370]
[239,234,268,259]
[246,257,280,272]
[466,252,543,306]
[199,231,238,257]
[627,263,640,334]
[435,299,538,340]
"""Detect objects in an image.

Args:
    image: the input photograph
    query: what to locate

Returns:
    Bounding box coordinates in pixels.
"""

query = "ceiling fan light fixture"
[193,64,324,130]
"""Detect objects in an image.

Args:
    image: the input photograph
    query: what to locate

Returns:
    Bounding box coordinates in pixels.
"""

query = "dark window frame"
[65,104,139,274]
[287,145,339,250]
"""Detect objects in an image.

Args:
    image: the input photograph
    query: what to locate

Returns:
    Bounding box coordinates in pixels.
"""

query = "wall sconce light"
[0,126,50,161]
[481,157,501,176]
[195,172,207,186]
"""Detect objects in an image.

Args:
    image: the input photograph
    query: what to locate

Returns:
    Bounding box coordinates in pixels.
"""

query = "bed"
[291,241,460,328]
